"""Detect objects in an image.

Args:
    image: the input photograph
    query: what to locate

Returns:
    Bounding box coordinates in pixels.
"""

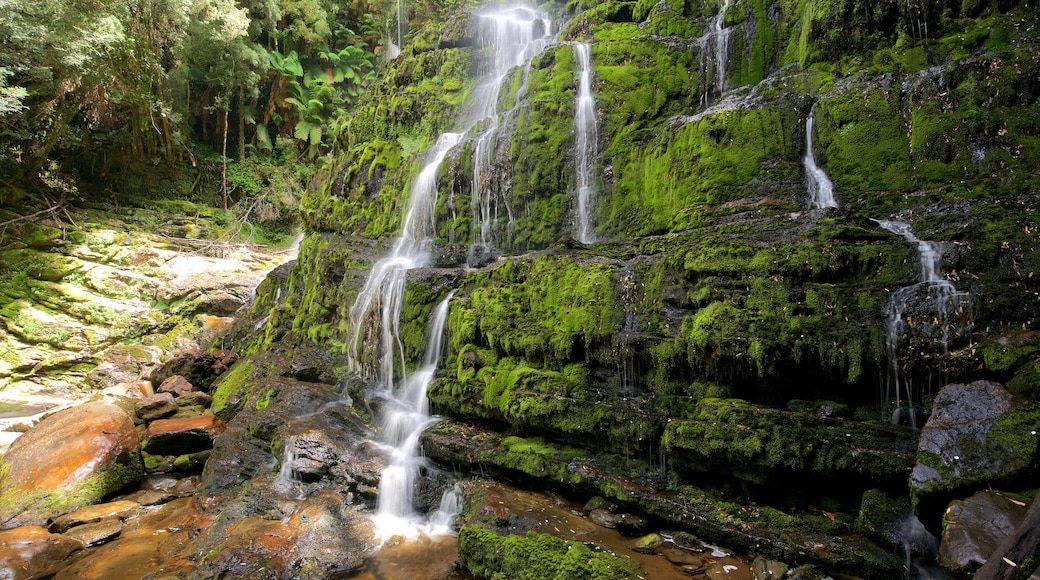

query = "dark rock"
[589,508,620,529]
[0,402,143,529]
[141,414,226,455]
[615,512,650,536]
[751,555,790,579]
[938,491,1028,574]
[0,526,84,579]
[149,349,238,392]
[157,375,194,397]
[136,393,177,422]
[911,381,1040,511]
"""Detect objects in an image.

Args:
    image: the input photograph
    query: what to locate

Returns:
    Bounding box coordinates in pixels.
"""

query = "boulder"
[141,414,226,455]
[176,391,213,408]
[136,392,177,422]
[0,402,143,528]
[938,491,1028,574]
[910,381,1040,511]
[0,526,84,579]
[157,375,194,397]
[149,349,237,392]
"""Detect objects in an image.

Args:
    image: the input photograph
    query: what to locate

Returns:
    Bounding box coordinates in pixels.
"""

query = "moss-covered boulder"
[911,381,1040,514]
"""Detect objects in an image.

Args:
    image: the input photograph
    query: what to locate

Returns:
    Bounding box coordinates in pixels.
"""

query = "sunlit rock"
[0,402,143,528]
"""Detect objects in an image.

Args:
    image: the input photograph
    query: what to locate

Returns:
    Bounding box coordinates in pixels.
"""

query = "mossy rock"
[458,525,641,580]
[662,398,916,487]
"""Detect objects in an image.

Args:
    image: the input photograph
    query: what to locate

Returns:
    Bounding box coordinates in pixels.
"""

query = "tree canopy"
[0,0,392,209]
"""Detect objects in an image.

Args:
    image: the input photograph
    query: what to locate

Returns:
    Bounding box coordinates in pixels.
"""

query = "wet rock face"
[911,381,1040,509]
[0,401,143,528]
[938,490,1029,574]
[0,526,85,580]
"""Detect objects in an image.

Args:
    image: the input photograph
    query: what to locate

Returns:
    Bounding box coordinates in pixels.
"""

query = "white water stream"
[804,105,838,209]
[345,4,555,541]
[573,42,598,244]
[699,0,733,108]
[876,219,968,428]
[468,7,553,264]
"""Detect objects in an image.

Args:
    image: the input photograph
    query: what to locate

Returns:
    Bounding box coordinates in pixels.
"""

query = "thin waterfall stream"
[573,42,598,244]
[468,7,553,264]
[804,104,838,209]
[875,219,969,428]
[699,0,732,108]
[345,4,555,541]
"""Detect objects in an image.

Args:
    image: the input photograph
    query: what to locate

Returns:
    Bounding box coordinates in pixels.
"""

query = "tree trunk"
[974,493,1040,580]
[222,107,229,211]
[237,86,245,164]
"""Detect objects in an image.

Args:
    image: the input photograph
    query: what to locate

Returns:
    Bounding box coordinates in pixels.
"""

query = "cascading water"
[699,0,733,108]
[803,105,838,209]
[876,219,969,428]
[347,132,463,387]
[467,7,553,264]
[573,42,598,244]
[373,292,454,538]
[346,4,555,540]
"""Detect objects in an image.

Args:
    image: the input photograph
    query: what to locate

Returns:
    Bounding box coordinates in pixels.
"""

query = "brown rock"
[939,490,1028,573]
[142,414,226,455]
[49,500,141,533]
[0,526,84,579]
[117,489,174,506]
[62,519,123,547]
[157,375,194,397]
[136,393,177,422]
[0,402,143,528]
[176,391,213,408]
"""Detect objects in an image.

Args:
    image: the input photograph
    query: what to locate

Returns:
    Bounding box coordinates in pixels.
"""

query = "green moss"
[662,398,915,485]
[604,105,800,236]
[210,358,256,422]
[458,525,641,580]
[254,388,277,411]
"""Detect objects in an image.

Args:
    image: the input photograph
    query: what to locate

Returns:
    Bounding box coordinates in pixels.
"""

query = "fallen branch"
[0,203,65,228]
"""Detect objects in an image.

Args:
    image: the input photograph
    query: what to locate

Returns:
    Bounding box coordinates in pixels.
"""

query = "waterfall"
[346,4,554,540]
[373,292,454,539]
[876,219,969,428]
[699,0,733,108]
[467,7,553,264]
[347,132,463,387]
[804,105,838,209]
[573,42,598,244]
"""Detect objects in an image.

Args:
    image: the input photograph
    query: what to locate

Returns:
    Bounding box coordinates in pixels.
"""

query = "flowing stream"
[804,104,838,209]
[346,4,555,540]
[876,219,968,428]
[573,42,598,244]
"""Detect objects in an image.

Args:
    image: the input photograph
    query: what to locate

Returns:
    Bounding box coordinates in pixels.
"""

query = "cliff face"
[230,0,1040,574]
